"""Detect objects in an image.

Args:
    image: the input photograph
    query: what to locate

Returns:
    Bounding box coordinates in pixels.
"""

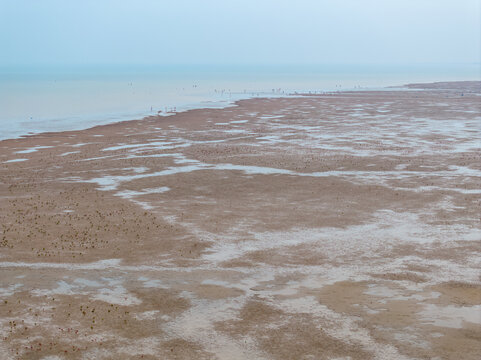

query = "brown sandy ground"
[0,81,480,359]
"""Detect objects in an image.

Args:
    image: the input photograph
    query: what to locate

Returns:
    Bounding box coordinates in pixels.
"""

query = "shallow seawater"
[1,63,478,140]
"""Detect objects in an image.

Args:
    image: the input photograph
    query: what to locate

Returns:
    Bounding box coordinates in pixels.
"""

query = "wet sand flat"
[0,81,480,359]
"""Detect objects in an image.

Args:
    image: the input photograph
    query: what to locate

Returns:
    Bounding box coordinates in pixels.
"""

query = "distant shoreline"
[1,80,479,144]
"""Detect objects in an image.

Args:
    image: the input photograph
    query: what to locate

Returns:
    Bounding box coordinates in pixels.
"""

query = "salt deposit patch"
[122,153,183,160]
[74,278,103,287]
[275,296,411,360]
[102,141,189,152]
[32,280,76,296]
[256,135,284,144]
[365,285,400,299]
[138,276,165,288]
[116,337,161,356]
[420,304,481,328]
[115,187,170,199]
[15,145,53,154]
[103,142,171,151]
[71,157,481,192]
[201,210,480,283]
[79,155,117,162]
[202,228,320,263]
[83,165,209,191]
[164,295,265,360]
[133,310,160,321]
[259,115,284,119]
[92,285,141,306]
[201,279,233,287]
[127,166,149,173]
[71,142,90,147]
[0,258,123,271]
[0,283,23,297]
[28,276,142,305]
[4,158,28,163]
[59,151,80,156]
[218,129,246,134]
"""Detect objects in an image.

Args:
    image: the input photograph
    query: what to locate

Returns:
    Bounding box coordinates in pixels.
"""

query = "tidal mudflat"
[0,81,480,359]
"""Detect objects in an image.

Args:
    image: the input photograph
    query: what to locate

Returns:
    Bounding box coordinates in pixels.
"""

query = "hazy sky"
[1,0,480,66]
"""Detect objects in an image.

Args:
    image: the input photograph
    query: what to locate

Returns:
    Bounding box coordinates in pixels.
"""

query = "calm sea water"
[0,64,479,140]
